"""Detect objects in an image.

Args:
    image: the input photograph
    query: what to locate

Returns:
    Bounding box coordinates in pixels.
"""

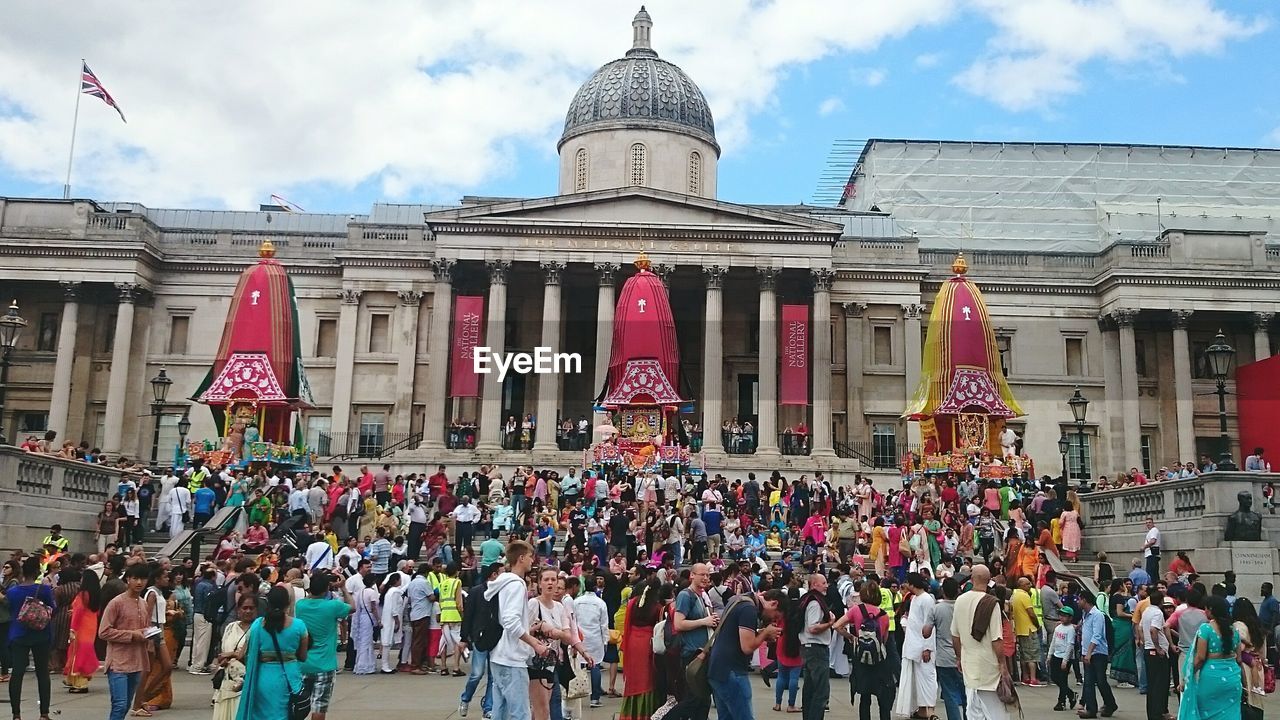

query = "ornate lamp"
[0,300,27,445]
[1068,386,1090,478]
[1204,330,1237,471]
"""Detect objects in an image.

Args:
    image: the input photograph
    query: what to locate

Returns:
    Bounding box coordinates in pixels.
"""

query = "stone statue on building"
[1224,490,1263,541]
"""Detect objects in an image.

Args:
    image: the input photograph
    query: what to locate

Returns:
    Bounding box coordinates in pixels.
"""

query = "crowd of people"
[1,454,1277,720]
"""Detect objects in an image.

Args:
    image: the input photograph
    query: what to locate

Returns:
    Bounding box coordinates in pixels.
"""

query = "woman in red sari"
[619,577,664,720]
[63,570,102,693]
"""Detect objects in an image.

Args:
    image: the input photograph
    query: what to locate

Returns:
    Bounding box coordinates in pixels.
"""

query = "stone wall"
[0,446,122,555]
[1079,471,1280,594]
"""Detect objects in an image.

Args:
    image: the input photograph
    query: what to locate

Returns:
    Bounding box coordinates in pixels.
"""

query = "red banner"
[780,304,809,405]
[449,296,485,398]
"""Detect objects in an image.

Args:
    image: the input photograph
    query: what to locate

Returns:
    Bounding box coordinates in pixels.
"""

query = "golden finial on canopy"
[951,252,968,275]
[259,239,277,259]
[635,251,652,271]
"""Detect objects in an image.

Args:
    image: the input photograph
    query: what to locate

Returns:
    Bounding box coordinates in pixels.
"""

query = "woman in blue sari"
[1177,596,1242,720]
[237,586,310,720]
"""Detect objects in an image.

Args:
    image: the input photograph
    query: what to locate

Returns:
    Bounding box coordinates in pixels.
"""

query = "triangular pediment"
[425,187,841,235]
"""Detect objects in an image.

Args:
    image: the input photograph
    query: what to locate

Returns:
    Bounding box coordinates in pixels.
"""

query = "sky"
[0,1,1277,213]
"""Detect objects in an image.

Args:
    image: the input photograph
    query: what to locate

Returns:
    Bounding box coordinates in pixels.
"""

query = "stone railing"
[0,445,124,553]
[1078,471,1280,582]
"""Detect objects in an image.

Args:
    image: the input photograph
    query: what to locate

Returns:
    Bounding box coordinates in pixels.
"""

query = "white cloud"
[818,97,845,116]
[914,52,943,68]
[0,0,955,208]
[954,0,1265,111]
[851,67,889,86]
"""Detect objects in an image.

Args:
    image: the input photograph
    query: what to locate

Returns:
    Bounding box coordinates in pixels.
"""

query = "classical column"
[1113,308,1142,468]
[1171,310,1196,465]
[102,282,139,454]
[592,263,618,426]
[393,289,424,436]
[903,303,925,446]
[329,288,362,453]
[843,302,868,444]
[1098,315,1125,476]
[811,269,836,457]
[1253,312,1273,361]
[755,268,780,455]
[701,265,726,456]
[475,261,510,451]
[533,262,564,451]
[420,260,454,450]
[47,281,81,438]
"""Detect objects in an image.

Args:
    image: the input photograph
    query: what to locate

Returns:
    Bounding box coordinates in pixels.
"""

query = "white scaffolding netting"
[841,141,1280,253]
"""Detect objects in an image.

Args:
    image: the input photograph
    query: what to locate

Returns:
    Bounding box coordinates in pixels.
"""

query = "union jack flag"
[81,61,126,123]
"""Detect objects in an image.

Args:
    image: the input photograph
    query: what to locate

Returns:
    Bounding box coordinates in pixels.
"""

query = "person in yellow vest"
[186,461,211,494]
[38,542,67,582]
[434,563,465,677]
[41,524,70,554]
[878,575,903,682]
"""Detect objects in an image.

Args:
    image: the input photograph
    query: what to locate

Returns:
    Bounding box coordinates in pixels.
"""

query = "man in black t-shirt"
[707,592,783,719]
[567,501,588,553]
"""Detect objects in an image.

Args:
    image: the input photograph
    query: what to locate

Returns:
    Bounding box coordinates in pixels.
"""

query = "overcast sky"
[0,1,1275,211]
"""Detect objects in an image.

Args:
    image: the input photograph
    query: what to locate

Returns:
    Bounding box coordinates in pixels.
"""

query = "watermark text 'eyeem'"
[473,347,582,383]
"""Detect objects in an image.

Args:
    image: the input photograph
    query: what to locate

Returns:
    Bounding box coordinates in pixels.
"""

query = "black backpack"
[472,585,504,653]
[202,582,227,623]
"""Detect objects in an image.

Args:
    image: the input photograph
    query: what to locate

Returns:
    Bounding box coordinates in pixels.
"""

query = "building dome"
[558,8,718,154]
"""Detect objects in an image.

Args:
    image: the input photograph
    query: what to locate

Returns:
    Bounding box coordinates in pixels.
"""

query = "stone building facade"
[1,10,1278,480]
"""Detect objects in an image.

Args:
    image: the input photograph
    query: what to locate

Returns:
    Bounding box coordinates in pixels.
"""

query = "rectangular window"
[1135,339,1149,378]
[1191,340,1211,379]
[18,412,48,433]
[37,313,59,352]
[872,326,892,365]
[101,315,117,353]
[167,316,190,355]
[747,312,759,354]
[1065,337,1084,376]
[315,318,338,357]
[307,415,332,455]
[1067,431,1092,480]
[872,422,898,468]
[358,412,385,456]
[368,313,390,353]
[156,414,181,465]
[996,335,1012,377]
[1140,434,1153,476]
[94,411,106,450]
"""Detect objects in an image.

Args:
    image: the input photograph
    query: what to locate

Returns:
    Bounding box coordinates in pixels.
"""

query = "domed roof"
[559,7,718,153]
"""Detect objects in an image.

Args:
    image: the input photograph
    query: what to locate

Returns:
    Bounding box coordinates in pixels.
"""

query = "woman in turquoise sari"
[1177,596,1242,720]
[1107,578,1139,687]
[237,586,310,720]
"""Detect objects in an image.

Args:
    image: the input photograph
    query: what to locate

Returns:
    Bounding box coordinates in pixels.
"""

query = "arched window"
[574,147,588,191]
[688,151,702,195]
[629,143,646,186]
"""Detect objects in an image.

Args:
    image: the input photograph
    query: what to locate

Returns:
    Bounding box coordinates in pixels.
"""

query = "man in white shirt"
[407,495,429,561]
[155,470,180,532]
[895,572,938,720]
[305,536,336,574]
[572,580,610,709]
[168,484,192,540]
[1142,517,1161,580]
[951,565,1009,720]
[289,482,310,519]
[1141,591,1172,720]
[451,496,481,553]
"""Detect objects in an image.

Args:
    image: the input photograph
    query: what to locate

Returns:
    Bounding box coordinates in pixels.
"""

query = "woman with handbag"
[351,574,380,675]
[527,567,583,720]
[211,596,256,720]
[138,569,184,713]
[235,586,310,720]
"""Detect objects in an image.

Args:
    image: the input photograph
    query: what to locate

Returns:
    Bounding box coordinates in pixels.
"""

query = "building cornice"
[429,221,837,244]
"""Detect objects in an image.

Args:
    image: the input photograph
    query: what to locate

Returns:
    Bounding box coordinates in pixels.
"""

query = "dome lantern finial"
[631,6,653,53]
[951,252,968,276]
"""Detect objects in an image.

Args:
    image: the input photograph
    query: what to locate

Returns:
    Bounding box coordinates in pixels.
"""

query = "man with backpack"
[458,562,502,718]
[485,540,549,720]
[669,562,720,720]
[833,579,895,720]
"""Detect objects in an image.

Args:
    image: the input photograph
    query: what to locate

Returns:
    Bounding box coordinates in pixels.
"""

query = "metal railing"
[838,440,902,469]
[320,431,421,460]
[779,433,811,456]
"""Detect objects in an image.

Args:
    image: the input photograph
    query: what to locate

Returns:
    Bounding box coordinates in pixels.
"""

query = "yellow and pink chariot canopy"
[903,254,1024,421]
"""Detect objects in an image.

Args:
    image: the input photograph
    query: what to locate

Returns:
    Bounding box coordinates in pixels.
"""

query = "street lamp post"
[1204,330,1238,471]
[0,300,28,445]
[1058,432,1070,482]
[149,368,173,469]
[177,410,192,467]
[1068,386,1090,480]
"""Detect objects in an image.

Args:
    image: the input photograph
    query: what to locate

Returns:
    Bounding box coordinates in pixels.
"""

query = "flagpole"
[62,59,83,200]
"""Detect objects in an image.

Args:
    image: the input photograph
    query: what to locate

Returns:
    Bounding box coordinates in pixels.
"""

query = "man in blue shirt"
[1078,593,1118,718]
[1259,582,1278,631]
[1127,559,1151,590]
[192,480,217,527]
[702,502,723,559]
